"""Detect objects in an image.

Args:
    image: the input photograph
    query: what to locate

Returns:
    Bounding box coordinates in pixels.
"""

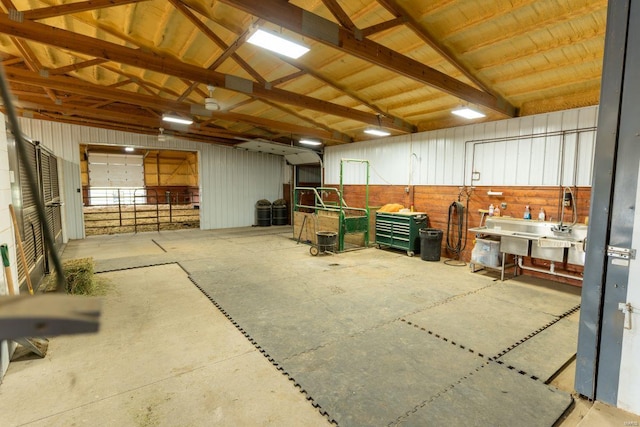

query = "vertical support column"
[575,0,640,406]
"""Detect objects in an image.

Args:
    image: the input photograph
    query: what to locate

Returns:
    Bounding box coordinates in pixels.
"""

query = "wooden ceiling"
[0,0,607,147]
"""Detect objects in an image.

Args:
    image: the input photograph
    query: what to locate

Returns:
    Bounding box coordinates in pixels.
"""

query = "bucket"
[316,231,337,252]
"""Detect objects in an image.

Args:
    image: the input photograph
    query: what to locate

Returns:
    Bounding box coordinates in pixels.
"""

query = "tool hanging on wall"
[9,205,34,295]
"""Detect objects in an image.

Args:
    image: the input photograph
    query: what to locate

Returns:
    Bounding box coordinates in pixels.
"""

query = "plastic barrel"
[419,228,443,261]
[316,231,337,252]
[272,204,287,225]
[256,204,272,227]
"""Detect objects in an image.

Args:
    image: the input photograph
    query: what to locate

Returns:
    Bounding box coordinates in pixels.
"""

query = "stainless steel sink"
[469,217,588,264]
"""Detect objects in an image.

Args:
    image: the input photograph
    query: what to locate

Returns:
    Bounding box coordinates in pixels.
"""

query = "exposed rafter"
[321,0,356,30]
[376,0,494,94]
[20,0,151,21]
[0,13,411,132]
[4,67,352,143]
[218,0,516,117]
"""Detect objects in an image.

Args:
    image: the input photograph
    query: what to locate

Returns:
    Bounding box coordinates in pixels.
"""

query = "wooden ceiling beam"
[0,55,24,66]
[219,0,516,117]
[376,0,493,94]
[171,1,265,101]
[321,0,356,30]
[360,17,405,38]
[276,55,416,132]
[0,14,409,132]
[21,0,151,21]
[49,58,108,75]
[4,67,351,142]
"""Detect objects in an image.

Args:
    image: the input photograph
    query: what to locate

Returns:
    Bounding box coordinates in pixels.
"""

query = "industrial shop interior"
[1,1,640,426]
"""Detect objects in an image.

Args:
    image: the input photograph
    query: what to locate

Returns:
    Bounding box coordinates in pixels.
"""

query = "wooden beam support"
[5,68,352,142]
[376,0,493,94]
[0,14,408,131]
[218,0,517,117]
[321,0,356,30]
[21,0,151,21]
[360,17,405,37]
[49,58,108,75]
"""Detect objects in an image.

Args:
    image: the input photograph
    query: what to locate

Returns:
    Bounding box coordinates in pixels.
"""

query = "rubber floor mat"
[399,361,572,427]
[404,292,558,357]
[497,311,580,382]
[284,320,485,426]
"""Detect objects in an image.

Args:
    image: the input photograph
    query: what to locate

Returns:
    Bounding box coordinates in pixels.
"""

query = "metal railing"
[83,188,200,235]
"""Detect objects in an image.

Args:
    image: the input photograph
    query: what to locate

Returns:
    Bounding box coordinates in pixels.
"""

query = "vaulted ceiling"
[0,0,607,147]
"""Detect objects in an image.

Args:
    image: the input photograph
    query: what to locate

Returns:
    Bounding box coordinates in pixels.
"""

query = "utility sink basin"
[469,217,588,265]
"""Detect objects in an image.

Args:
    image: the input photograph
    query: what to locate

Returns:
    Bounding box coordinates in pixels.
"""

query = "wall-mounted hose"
[445,200,468,266]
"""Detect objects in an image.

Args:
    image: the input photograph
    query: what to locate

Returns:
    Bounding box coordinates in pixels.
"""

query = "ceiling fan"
[204,85,220,111]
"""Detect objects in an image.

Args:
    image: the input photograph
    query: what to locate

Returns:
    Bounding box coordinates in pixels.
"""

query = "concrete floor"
[1,227,639,426]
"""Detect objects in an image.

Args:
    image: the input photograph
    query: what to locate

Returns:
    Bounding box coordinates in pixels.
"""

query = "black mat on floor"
[189,269,575,426]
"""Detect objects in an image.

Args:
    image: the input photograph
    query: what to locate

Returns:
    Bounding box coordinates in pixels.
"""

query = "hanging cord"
[444,189,470,266]
[0,66,66,293]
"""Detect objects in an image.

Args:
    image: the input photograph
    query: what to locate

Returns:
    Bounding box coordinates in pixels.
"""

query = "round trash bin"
[271,200,287,225]
[419,228,443,261]
[255,199,272,226]
[316,231,337,253]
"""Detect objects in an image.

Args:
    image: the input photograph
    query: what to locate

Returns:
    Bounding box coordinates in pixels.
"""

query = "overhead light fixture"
[247,28,310,59]
[452,107,485,119]
[162,113,193,125]
[124,147,135,152]
[299,139,322,146]
[364,128,391,137]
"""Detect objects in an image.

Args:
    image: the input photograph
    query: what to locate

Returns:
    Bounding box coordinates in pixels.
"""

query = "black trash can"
[271,199,287,225]
[419,228,443,261]
[256,199,272,226]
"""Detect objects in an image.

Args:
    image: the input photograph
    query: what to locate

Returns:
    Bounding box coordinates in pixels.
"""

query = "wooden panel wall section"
[335,184,590,286]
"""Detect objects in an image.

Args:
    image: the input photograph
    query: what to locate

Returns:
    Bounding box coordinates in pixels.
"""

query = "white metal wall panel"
[325,106,600,187]
[17,118,284,234]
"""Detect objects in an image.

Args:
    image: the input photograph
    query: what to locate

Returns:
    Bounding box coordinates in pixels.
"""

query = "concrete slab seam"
[94,261,177,274]
[387,363,490,426]
[185,273,339,425]
[151,239,167,252]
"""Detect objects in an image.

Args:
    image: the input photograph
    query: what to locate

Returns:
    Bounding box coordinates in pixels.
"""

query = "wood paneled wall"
[336,184,590,286]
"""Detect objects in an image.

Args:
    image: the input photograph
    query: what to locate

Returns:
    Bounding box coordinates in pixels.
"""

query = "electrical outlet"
[405,186,410,193]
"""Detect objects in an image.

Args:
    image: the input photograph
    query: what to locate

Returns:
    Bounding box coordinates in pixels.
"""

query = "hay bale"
[62,258,96,295]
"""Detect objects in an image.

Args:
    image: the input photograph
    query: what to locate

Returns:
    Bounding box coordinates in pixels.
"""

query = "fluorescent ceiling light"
[162,114,193,125]
[451,107,485,119]
[124,147,134,152]
[364,128,391,137]
[299,139,322,146]
[247,29,310,59]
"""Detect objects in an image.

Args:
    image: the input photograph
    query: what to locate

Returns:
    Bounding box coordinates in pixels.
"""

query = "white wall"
[0,114,18,379]
[325,106,599,187]
[17,118,285,236]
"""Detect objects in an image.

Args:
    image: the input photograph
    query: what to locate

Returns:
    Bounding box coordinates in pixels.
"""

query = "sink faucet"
[552,186,578,234]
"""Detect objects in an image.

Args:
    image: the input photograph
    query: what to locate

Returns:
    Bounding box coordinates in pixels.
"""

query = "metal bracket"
[607,245,636,260]
[618,302,633,330]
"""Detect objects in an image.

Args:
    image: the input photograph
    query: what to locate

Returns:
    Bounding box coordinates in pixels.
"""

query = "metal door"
[576,0,640,407]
